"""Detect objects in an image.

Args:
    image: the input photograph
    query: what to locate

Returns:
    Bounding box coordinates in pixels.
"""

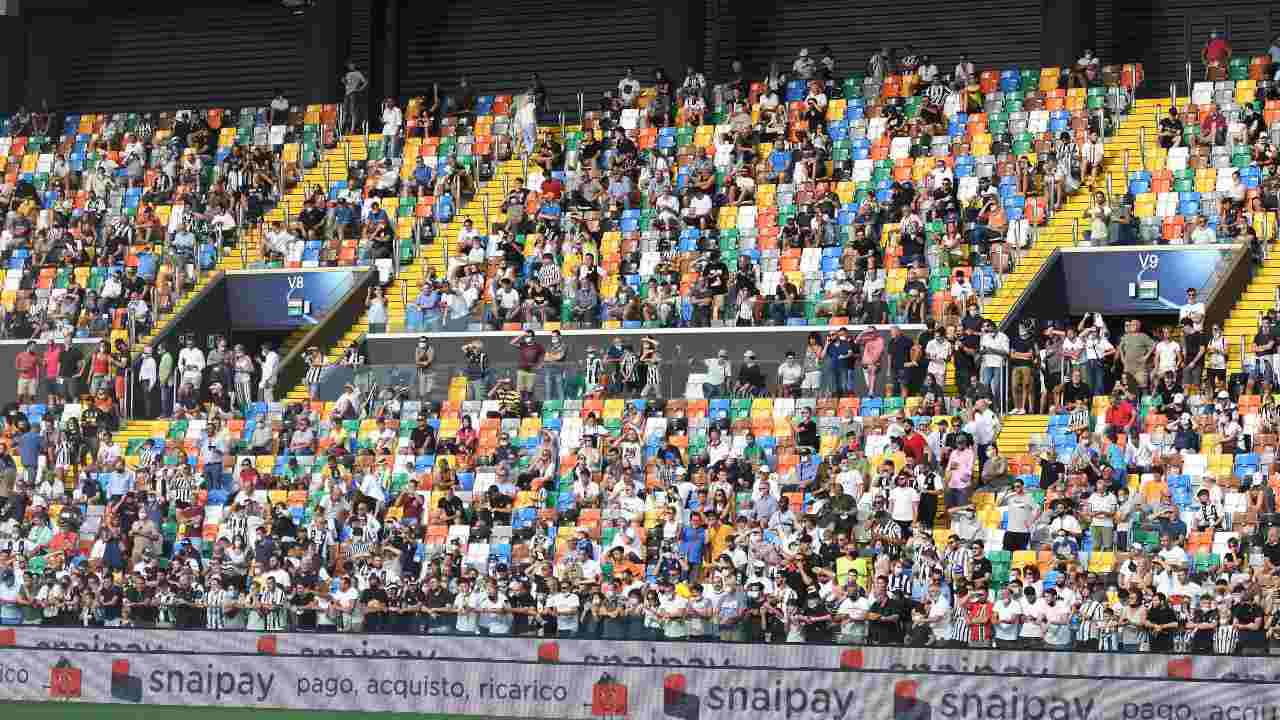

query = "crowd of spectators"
[8,48,1280,659]
[395,48,1139,335]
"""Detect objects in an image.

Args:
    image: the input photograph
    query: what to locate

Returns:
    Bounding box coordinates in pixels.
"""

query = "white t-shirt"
[1179,302,1205,331]
[685,595,714,636]
[1018,599,1045,638]
[992,598,1023,640]
[1087,492,1118,527]
[925,594,951,637]
[454,591,480,633]
[837,595,874,641]
[1062,337,1085,363]
[548,592,580,633]
[659,593,689,638]
[889,486,920,522]
[1154,340,1181,374]
[475,593,512,635]
[926,338,952,378]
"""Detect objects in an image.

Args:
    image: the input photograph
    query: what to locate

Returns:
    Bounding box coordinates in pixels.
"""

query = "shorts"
[945,486,971,508]
[1249,358,1271,381]
[1125,367,1149,388]
[516,369,537,393]
[1181,364,1202,387]
[16,378,36,397]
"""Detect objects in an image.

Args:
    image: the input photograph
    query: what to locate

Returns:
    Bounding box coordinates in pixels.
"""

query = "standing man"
[138,346,159,419]
[259,343,280,403]
[13,340,38,405]
[511,330,545,402]
[1116,320,1155,393]
[380,97,403,160]
[1181,319,1207,392]
[978,320,1009,412]
[157,342,175,417]
[965,398,1001,474]
[414,336,435,401]
[341,61,369,134]
[59,337,86,402]
[178,336,205,394]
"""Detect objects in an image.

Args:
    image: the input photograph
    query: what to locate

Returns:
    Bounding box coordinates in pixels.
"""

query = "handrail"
[1139,126,1147,172]
[1123,149,1130,184]
[1185,62,1192,100]
[1072,216,1080,245]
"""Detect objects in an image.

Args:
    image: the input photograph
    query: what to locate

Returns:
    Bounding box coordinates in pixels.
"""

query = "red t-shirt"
[42,348,61,379]
[901,432,927,463]
[1205,38,1231,64]
[14,351,37,379]
[1105,401,1135,428]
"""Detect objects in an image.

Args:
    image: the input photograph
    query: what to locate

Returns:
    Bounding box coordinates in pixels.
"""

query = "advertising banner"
[8,627,1280,683]
[1058,247,1234,316]
[0,646,1278,719]
[225,270,367,330]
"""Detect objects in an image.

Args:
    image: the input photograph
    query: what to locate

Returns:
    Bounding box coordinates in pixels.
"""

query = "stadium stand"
[8,41,1280,658]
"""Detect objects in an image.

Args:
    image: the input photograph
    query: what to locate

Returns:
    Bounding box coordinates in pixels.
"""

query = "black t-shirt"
[795,419,818,449]
[509,591,536,634]
[869,595,905,643]
[361,587,389,606]
[1063,381,1093,404]
[704,261,728,293]
[956,333,980,366]
[972,550,993,579]
[438,494,464,519]
[1009,336,1037,368]
[1233,602,1264,647]
[1146,605,1178,649]
[888,335,913,369]
[1039,459,1065,489]
[1254,331,1275,354]
[58,346,83,378]
[1262,541,1280,567]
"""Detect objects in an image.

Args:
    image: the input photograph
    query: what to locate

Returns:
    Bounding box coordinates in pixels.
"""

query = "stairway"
[278,160,526,404]
[424,158,526,279]
[996,414,1050,454]
[252,135,372,266]
[980,109,1151,327]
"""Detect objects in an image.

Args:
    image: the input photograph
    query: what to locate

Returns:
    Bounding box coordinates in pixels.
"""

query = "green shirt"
[158,352,175,383]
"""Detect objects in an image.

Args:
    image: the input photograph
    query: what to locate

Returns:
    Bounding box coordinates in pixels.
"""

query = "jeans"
[702,382,722,399]
[1085,359,1105,395]
[980,365,1003,409]
[204,464,225,494]
[822,365,843,396]
[542,366,565,401]
[467,378,488,401]
[422,311,443,332]
[384,131,400,159]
